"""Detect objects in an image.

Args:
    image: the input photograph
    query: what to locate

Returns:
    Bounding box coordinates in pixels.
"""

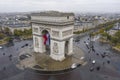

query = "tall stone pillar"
[68,38,73,55]
[50,40,65,61]
[33,36,46,53]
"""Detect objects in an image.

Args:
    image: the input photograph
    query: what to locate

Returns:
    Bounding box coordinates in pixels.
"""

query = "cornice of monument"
[31,20,74,26]
[31,11,74,17]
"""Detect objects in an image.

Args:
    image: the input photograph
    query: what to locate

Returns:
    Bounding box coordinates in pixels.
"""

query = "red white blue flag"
[43,33,50,45]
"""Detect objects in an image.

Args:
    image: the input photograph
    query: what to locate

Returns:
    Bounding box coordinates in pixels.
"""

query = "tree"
[109,30,120,45]
[4,27,11,35]
[14,28,32,38]
[114,31,120,38]
[14,29,23,37]
[0,33,5,39]
[105,24,114,31]
[99,28,105,34]
[110,36,118,45]
[4,37,12,42]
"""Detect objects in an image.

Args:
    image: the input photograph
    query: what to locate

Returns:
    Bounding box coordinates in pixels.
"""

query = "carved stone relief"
[33,27,38,33]
[35,37,39,48]
[52,31,59,37]
[53,42,59,54]
[62,29,72,37]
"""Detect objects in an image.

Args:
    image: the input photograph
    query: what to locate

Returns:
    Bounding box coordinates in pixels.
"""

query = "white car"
[80,57,85,60]
[92,60,96,64]
[0,46,3,49]
[85,42,89,45]
[71,63,77,69]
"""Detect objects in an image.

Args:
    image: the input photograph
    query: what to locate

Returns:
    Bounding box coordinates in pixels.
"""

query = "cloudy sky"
[0,0,120,13]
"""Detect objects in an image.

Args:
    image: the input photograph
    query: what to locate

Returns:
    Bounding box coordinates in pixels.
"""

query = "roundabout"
[16,11,86,75]
[17,45,86,75]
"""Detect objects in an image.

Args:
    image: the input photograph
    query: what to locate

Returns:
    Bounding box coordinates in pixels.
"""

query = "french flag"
[43,33,50,45]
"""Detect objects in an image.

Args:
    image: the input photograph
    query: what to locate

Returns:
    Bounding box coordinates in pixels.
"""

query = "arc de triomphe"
[31,11,74,61]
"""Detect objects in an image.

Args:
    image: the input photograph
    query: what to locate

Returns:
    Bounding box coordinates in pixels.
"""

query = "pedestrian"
[3,53,5,55]
[103,52,106,55]
[84,41,86,43]
[96,53,99,56]
[9,54,12,58]
[101,54,105,58]
[96,66,100,71]
[86,45,89,49]
[8,54,12,61]
[92,48,95,53]
[107,60,110,64]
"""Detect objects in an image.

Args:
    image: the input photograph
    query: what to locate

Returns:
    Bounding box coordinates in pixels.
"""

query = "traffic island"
[17,46,86,74]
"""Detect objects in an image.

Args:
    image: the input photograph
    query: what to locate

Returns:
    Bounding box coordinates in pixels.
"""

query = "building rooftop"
[3,22,30,28]
[31,11,74,17]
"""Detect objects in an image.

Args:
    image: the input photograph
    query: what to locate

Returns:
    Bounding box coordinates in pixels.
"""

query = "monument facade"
[31,11,74,61]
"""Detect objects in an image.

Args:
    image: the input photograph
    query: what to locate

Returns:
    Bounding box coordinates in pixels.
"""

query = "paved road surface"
[0,35,120,80]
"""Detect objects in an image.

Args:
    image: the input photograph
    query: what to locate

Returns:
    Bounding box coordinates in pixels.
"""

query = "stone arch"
[39,27,51,36]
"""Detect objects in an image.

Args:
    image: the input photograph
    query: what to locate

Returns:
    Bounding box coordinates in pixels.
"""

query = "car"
[0,46,3,49]
[80,57,85,60]
[86,42,89,45]
[19,54,32,60]
[25,54,31,57]
[71,63,81,69]
[71,63,77,69]
[25,43,28,46]
[75,39,79,42]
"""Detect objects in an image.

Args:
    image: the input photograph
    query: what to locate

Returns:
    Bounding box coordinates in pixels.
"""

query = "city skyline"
[0,0,120,13]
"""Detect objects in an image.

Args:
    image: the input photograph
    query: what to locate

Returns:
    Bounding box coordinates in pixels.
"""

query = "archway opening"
[65,40,69,56]
[42,30,50,55]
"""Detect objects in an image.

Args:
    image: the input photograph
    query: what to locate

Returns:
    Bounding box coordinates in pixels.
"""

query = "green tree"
[0,33,5,39]
[4,37,11,42]
[14,29,23,37]
[99,28,105,34]
[111,36,118,45]
[4,27,11,35]
[105,24,114,31]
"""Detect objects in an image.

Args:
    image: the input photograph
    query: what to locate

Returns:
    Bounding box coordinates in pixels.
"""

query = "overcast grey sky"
[0,0,120,13]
